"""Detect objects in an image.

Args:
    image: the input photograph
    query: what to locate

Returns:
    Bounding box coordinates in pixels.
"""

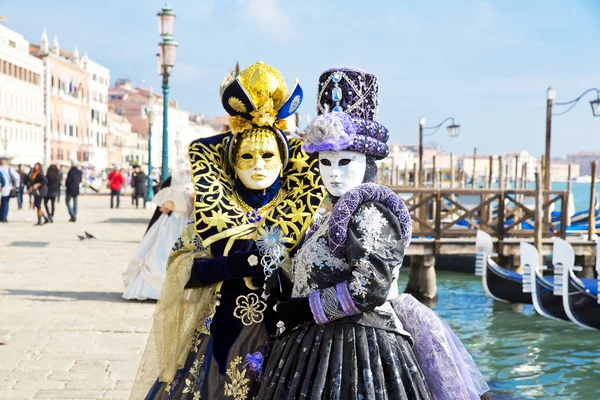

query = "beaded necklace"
[234,189,283,223]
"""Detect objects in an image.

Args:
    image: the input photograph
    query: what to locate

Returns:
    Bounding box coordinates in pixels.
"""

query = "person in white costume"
[122,158,193,300]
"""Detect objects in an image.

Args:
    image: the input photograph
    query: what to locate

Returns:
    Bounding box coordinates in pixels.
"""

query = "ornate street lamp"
[157,3,178,182]
[418,116,460,172]
[145,93,155,202]
[544,87,600,189]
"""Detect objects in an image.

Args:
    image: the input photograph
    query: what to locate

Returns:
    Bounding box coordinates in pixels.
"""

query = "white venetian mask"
[318,150,366,197]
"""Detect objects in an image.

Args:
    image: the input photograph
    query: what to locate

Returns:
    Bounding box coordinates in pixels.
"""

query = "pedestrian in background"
[44,164,60,223]
[65,160,82,222]
[108,166,125,209]
[130,167,137,205]
[56,166,64,203]
[132,165,147,209]
[0,158,20,223]
[16,164,28,210]
[29,162,48,226]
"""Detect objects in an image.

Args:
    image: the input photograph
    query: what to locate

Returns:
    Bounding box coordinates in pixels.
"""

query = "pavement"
[0,195,156,399]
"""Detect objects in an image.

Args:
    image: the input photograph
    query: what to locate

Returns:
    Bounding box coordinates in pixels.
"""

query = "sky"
[2,0,600,158]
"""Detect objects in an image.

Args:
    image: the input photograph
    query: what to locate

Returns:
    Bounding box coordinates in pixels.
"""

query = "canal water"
[417,270,600,399]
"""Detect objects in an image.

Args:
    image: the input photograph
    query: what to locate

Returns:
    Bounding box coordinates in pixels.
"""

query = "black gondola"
[554,238,600,330]
[475,231,532,304]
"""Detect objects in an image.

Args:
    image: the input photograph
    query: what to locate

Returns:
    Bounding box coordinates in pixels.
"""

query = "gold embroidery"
[233,293,267,325]
[189,135,325,250]
[228,97,247,113]
[191,330,203,353]
[288,94,301,114]
[183,356,204,394]
[224,356,251,400]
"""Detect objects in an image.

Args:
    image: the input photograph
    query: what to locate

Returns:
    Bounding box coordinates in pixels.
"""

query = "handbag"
[9,188,16,198]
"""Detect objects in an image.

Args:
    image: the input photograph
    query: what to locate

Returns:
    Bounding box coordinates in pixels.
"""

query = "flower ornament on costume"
[244,352,264,374]
[234,293,267,326]
[247,254,259,267]
[303,113,357,153]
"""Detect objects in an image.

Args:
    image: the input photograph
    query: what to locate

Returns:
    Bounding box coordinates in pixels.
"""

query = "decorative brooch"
[246,209,262,223]
[233,293,267,326]
[247,254,259,266]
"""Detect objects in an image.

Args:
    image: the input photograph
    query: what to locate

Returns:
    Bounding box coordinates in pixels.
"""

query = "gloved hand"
[274,297,314,337]
[186,249,264,288]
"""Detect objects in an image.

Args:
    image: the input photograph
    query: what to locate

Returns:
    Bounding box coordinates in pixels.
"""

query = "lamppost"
[418,116,460,179]
[146,95,155,202]
[157,3,178,182]
[545,87,600,189]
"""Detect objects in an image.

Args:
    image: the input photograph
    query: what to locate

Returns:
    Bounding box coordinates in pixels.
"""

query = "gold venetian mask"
[233,129,283,190]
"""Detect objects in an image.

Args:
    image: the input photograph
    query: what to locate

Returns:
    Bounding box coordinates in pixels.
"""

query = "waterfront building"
[0,23,44,165]
[566,151,600,176]
[503,150,537,182]
[31,33,88,166]
[109,80,219,170]
[550,159,580,181]
[85,57,110,170]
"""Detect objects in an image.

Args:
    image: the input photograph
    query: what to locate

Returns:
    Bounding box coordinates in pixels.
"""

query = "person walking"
[132,166,147,209]
[0,158,20,223]
[108,166,125,209]
[65,161,82,222]
[16,164,28,210]
[43,164,61,223]
[130,167,137,205]
[56,166,64,203]
[29,162,48,226]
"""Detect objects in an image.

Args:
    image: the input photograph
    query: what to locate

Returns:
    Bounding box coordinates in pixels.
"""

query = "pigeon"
[85,231,96,239]
[77,235,86,241]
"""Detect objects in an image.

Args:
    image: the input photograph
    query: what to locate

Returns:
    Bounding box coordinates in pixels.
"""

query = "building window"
[8,40,16,48]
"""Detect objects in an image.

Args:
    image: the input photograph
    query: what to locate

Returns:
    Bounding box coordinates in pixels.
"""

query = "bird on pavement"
[77,235,86,241]
[85,231,96,239]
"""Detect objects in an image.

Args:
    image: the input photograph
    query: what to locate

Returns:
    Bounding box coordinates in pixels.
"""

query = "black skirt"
[258,321,431,400]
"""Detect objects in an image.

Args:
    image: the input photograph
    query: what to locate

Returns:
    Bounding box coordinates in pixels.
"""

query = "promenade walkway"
[0,195,156,399]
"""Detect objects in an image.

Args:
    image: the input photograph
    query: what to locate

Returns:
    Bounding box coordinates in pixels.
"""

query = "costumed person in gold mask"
[131,61,325,400]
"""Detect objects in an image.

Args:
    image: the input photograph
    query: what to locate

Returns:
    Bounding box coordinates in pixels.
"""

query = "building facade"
[566,151,600,176]
[109,80,219,171]
[0,23,44,165]
[85,57,110,170]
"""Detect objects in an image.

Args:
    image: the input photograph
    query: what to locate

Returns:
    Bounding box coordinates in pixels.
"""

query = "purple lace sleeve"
[391,294,489,400]
[328,183,412,258]
[308,290,329,325]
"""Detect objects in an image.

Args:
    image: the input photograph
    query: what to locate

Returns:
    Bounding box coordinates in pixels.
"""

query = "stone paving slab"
[0,196,156,399]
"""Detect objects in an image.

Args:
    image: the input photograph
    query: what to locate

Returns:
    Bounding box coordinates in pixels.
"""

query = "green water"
[421,270,600,400]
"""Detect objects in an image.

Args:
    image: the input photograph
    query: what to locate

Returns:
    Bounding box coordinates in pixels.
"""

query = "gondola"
[475,230,532,304]
[521,241,570,322]
[554,238,600,330]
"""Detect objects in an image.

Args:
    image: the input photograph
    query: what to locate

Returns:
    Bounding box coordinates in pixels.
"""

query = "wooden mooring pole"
[534,169,543,255]
[588,161,597,241]
[450,153,455,188]
[471,148,477,187]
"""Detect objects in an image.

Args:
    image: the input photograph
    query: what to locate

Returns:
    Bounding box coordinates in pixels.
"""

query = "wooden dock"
[387,185,598,299]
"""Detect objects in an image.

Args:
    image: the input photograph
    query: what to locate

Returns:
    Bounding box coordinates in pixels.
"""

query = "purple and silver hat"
[303,67,389,160]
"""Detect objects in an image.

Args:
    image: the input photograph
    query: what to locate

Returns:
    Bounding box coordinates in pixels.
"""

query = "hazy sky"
[2,0,600,157]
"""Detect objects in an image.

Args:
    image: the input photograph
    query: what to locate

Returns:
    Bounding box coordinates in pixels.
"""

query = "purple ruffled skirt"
[391,294,490,400]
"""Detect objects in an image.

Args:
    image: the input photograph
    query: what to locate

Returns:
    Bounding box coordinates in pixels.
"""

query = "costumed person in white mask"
[131,61,325,399]
[122,158,194,301]
[258,68,490,400]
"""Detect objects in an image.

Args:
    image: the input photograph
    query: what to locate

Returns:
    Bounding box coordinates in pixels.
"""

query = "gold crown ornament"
[220,61,303,135]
